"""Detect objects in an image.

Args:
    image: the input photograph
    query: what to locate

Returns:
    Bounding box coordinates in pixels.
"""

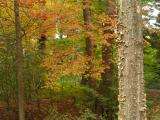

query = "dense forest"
[0,0,160,120]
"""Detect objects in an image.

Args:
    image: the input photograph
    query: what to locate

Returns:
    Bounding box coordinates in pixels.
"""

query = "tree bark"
[14,0,25,120]
[117,0,146,119]
[96,0,117,117]
[81,0,96,89]
[99,0,117,98]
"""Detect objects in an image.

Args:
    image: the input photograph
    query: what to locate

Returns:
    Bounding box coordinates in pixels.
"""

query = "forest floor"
[0,89,160,120]
[147,89,160,120]
[0,96,79,120]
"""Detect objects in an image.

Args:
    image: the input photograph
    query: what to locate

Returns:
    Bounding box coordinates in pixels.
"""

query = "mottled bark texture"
[117,0,146,120]
[81,0,96,89]
[14,0,25,120]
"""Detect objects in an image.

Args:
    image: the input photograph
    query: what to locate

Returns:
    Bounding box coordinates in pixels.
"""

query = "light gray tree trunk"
[14,0,25,120]
[117,0,146,120]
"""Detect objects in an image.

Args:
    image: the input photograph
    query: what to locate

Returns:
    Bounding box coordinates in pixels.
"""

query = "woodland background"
[0,0,160,120]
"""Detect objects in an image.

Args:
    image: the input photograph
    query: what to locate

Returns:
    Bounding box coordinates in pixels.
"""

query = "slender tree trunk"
[81,0,96,89]
[117,0,146,119]
[14,0,25,120]
[99,0,116,98]
[96,0,117,118]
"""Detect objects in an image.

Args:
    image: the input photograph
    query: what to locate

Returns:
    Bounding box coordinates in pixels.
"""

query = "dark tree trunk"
[96,0,117,118]
[99,0,117,96]
[81,0,96,89]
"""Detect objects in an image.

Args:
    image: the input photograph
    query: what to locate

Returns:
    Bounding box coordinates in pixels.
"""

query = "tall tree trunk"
[96,0,117,118]
[81,0,96,89]
[99,0,116,98]
[14,0,25,120]
[118,0,146,119]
